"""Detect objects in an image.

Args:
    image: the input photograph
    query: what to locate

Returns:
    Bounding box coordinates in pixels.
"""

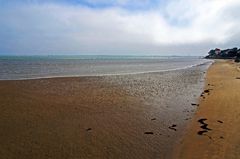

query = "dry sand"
[175,60,240,159]
[0,65,208,159]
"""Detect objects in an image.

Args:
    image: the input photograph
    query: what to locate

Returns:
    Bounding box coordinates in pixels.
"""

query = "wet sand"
[0,64,209,159]
[175,60,240,159]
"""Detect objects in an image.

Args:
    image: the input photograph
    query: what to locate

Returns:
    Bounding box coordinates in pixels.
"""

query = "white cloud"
[0,0,240,55]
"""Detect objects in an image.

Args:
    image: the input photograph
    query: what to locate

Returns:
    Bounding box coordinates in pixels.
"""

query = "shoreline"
[0,60,212,81]
[174,59,240,158]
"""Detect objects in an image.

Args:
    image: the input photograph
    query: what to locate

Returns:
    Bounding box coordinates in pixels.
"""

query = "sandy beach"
[1,0,240,158]
[0,64,208,159]
[175,60,240,159]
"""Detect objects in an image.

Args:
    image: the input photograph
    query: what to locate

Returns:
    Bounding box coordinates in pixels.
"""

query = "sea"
[0,55,210,80]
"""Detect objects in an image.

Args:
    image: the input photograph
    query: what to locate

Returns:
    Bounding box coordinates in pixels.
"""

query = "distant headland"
[205,47,240,62]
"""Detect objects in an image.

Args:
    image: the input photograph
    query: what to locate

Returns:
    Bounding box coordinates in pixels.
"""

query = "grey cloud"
[0,0,240,55]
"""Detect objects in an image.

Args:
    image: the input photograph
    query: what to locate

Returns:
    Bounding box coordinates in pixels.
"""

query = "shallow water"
[0,56,209,80]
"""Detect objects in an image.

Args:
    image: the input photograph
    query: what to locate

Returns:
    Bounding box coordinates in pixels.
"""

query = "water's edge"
[0,60,213,81]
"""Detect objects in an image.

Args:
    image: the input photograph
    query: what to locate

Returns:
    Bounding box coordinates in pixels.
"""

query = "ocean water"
[0,55,210,80]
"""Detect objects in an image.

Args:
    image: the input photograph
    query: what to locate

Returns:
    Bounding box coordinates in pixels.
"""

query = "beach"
[0,63,209,159]
[1,0,240,158]
[175,60,240,159]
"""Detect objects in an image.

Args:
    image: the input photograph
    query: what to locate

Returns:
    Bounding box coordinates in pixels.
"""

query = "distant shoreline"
[205,47,240,62]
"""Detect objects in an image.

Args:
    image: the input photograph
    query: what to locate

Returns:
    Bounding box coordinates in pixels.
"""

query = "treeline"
[205,48,240,62]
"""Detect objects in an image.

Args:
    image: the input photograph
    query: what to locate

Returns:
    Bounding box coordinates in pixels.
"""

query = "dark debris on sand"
[197,118,212,135]
[144,132,154,135]
[86,128,92,131]
[191,103,199,106]
[168,124,177,131]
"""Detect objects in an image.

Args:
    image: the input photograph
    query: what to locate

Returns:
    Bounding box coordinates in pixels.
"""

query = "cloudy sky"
[0,0,240,56]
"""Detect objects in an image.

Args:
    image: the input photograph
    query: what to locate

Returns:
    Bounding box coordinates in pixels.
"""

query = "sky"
[0,0,240,56]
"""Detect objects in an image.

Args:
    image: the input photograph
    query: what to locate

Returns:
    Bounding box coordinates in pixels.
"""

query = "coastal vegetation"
[205,48,240,62]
